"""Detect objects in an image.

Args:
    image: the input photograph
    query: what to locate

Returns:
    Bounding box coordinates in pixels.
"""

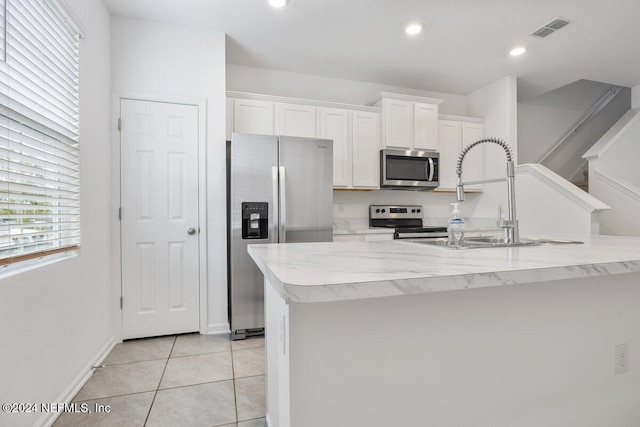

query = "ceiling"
[102,0,640,100]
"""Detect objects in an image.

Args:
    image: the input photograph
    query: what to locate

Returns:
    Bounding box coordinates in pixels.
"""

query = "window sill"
[0,249,80,281]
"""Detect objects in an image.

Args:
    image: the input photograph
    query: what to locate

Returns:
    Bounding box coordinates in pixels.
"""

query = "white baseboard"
[266,414,272,427]
[35,337,117,427]
[205,322,231,335]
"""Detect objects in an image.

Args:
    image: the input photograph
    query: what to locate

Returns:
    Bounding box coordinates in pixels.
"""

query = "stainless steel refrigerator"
[228,133,333,340]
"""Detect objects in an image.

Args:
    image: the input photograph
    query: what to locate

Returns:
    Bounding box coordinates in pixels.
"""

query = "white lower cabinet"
[437,118,484,191]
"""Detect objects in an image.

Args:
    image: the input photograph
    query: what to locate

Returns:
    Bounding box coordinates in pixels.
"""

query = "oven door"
[380,149,439,189]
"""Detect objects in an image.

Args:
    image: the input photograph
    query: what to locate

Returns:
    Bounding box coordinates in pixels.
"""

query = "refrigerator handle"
[279,166,286,243]
[272,166,279,243]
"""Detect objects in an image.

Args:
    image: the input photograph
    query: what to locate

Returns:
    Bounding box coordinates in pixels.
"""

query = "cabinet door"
[461,122,484,190]
[233,98,274,135]
[352,111,381,188]
[437,120,462,190]
[382,99,412,149]
[318,108,351,188]
[275,103,317,138]
[413,102,438,151]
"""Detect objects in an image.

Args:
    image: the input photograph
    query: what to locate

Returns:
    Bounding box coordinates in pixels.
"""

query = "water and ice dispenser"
[241,202,268,239]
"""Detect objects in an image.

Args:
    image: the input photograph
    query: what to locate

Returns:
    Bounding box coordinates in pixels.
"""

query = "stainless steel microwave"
[380,149,439,190]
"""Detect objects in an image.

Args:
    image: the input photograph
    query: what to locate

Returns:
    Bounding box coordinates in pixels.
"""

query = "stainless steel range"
[369,205,447,239]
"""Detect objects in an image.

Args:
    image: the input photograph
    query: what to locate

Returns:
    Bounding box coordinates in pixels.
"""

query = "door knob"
[187,227,197,235]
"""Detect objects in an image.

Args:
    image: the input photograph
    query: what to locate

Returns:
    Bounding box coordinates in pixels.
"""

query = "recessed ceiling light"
[405,23,423,35]
[269,0,288,8]
[510,47,526,56]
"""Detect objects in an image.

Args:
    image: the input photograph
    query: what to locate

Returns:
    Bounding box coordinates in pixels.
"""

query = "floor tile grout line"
[72,389,159,404]
[157,377,237,392]
[143,335,177,426]
[231,340,240,424]
[102,356,171,366]
[168,348,234,359]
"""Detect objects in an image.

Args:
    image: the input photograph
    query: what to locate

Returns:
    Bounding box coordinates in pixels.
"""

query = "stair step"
[573,180,589,192]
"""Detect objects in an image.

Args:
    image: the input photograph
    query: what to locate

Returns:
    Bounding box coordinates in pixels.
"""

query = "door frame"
[111,92,208,342]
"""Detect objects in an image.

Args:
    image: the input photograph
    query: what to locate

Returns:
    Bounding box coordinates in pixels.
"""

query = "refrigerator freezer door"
[279,136,333,243]
[229,133,278,336]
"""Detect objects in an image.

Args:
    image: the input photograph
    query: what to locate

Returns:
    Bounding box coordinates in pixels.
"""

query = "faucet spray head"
[456,176,465,202]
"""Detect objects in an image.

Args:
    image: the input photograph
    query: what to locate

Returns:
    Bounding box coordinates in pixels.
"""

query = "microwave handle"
[428,158,435,181]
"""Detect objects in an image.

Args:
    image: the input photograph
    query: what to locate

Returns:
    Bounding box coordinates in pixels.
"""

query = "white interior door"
[120,99,200,339]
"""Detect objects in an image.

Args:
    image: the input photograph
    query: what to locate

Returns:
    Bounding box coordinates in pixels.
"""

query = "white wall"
[227,64,468,115]
[0,1,113,426]
[598,115,640,187]
[586,108,640,236]
[590,173,640,236]
[515,165,608,236]
[111,18,228,333]
[465,76,519,218]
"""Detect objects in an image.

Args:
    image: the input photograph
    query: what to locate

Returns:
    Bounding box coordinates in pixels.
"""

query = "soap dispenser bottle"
[447,203,465,248]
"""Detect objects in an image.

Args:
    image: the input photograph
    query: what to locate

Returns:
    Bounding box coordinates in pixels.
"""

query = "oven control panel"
[369,205,423,220]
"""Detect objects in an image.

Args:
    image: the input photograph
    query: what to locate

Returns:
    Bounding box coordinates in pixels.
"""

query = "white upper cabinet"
[413,103,438,151]
[275,103,317,138]
[382,99,412,149]
[227,93,382,190]
[233,98,274,135]
[351,111,381,189]
[437,116,484,191]
[318,108,381,189]
[318,108,351,188]
[369,93,442,151]
[437,120,462,190]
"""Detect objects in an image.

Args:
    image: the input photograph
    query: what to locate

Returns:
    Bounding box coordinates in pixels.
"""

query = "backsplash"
[333,216,501,235]
[333,190,502,234]
[333,189,485,220]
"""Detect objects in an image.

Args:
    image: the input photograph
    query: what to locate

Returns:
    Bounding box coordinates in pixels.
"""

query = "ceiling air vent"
[530,18,571,38]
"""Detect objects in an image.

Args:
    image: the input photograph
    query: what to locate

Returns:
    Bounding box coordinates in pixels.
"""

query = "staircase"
[583,108,640,236]
[519,81,631,193]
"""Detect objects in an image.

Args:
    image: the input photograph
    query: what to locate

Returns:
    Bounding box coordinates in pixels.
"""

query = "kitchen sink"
[407,236,583,249]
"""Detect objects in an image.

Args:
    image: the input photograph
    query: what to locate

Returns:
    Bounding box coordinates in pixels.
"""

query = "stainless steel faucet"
[455,137,520,244]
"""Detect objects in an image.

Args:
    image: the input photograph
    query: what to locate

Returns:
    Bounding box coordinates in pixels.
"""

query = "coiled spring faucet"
[456,137,519,244]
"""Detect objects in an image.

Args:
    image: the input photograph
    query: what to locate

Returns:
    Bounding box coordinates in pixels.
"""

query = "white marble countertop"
[248,235,640,303]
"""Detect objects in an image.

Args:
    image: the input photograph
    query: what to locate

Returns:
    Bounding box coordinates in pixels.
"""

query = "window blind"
[0,0,80,265]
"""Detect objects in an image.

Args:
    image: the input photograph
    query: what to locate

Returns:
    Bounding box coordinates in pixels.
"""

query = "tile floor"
[54,333,266,427]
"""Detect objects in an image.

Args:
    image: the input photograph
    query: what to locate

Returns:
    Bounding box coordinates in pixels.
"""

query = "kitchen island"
[248,235,640,427]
